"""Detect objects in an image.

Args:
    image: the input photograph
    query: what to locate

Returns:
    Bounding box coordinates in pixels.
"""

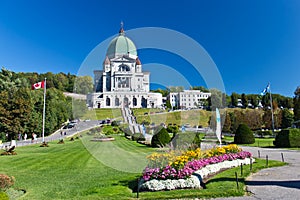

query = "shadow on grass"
[246,180,300,189]
[207,177,300,190]
[118,178,139,192]
[205,177,244,188]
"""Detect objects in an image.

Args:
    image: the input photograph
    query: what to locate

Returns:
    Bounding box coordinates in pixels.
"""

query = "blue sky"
[0,0,299,97]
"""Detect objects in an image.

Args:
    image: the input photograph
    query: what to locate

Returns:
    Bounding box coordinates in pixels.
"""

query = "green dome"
[106,30,137,59]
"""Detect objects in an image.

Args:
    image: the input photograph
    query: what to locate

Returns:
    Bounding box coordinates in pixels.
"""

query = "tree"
[262,108,272,129]
[165,100,172,109]
[190,86,209,92]
[222,112,231,133]
[234,123,255,144]
[241,93,248,108]
[151,127,171,147]
[247,94,259,108]
[281,108,294,128]
[294,86,300,127]
[208,89,225,111]
[74,76,93,94]
[151,88,169,97]
[167,86,184,92]
[0,88,32,140]
[230,93,239,107]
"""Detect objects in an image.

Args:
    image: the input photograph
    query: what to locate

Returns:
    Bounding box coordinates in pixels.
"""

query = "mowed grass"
[135,109,211,127]
[82,108,122,121]
[223,136,276,148]
[0,137,149,200]
[0,135,286,199]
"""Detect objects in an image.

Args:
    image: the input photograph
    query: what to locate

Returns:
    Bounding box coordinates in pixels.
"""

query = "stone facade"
[87,26,163,109]
[168,90,211,109]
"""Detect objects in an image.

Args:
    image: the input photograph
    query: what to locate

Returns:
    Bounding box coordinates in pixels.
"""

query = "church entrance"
[141,97,147,108]
[124,97,129,108]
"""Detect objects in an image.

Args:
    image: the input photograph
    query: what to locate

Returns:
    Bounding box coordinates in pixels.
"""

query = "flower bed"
[139,144,254,191]
[140,157,254,191]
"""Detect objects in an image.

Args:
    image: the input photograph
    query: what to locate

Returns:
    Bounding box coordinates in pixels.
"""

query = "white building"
[168,90,211,109]
[87,25,163,109]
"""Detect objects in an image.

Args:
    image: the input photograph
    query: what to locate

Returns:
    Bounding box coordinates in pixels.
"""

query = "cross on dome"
[119,21,124,34]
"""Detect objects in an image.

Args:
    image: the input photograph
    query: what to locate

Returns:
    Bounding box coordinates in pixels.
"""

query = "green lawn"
[82,108,122,121]
[0,137,145,199]
[135,109,211,127]
[223,136,275,148]
[0,134,285,199]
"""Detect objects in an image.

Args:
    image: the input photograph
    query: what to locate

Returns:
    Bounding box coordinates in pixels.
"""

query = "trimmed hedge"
[273,129,300,147]
[234,123,255,144]
[151,127,171,147]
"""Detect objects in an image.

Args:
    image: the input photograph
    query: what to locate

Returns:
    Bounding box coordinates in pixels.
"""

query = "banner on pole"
[32,81,45,90]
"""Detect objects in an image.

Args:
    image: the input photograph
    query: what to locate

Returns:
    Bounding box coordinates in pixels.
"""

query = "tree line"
[0,68,91,142]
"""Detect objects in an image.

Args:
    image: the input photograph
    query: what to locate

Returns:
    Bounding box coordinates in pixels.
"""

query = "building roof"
[136,57,141,65]
[103,56,110,65]
[106,24,137,59]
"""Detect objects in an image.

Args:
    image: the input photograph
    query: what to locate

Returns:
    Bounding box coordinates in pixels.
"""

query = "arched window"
[115,98,120,106]
[124,97,129,107]
[141,97,147,108]
[106,97,110,106]
[133,97,137,106]
[118,64,130,72]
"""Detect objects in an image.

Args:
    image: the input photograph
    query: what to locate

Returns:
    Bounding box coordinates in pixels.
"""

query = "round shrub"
[234,123,255,144]
[274,129,300,147]
[151,127,171,147]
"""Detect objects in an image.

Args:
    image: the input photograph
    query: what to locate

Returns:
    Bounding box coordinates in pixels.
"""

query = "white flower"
[140,158,255,191]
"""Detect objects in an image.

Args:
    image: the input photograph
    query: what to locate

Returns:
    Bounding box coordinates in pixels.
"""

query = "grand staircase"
[121,107,152,144]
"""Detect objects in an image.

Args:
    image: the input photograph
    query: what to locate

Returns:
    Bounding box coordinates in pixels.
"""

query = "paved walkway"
[212,146,300,200]
[1,120,100,148]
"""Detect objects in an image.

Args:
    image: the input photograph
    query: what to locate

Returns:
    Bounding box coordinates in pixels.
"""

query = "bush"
[132,133,145,141]
[40,142,49,147]
[0,174,15,191]
[166,125,179,134]
[151,127,171,147]
[171,132,201,150]
[57,139,64,144]
[0,192,9,200]
[111,121,119,126]
[234,123,255,144]
[273,128,300,147]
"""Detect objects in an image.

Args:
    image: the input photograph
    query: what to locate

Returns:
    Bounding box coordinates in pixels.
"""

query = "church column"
[111,74,114,91]
[103,73,106,92]
[115,77,118,90]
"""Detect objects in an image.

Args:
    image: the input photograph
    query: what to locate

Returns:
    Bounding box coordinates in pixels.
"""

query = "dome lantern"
[106,23,137,59]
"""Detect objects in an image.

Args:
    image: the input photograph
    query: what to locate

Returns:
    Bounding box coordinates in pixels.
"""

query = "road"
[2,120,100,148]
[212,146,300,200]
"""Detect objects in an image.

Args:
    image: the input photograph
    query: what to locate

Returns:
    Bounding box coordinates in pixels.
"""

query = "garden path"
[211,146,300,200]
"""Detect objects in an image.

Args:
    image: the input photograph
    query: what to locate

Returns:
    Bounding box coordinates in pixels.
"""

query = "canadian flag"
[32,81,45,90]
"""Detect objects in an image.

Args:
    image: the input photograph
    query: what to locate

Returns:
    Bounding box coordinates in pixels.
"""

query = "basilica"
[87,25,163,108]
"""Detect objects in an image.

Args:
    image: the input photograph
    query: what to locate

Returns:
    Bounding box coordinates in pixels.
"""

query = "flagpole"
[42,78,47,142]
[269,83,275,135]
